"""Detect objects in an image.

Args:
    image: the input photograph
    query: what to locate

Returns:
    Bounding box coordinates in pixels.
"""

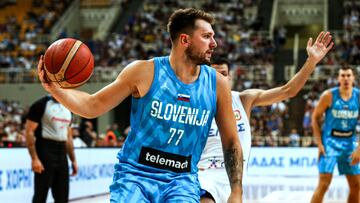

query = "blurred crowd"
[0,0,70,72]
[0,99,130,148]
[0,95,336,148]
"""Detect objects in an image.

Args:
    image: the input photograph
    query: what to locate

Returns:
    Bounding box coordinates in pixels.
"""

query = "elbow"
[288,91,297,98]
[285,87,299,98]
[311,117,319,129]
[311,119,317,128]
[282,82,301,98]
[223,137,242,151]
[77,98,101,119]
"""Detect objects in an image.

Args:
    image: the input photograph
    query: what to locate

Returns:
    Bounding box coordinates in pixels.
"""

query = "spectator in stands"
[123,125,131,137]
[110,123,122,140]
[301,135,315,147]
[289,128,301,147]
[0,123,6,147]
[72,124,87,148]
[79,120,97,147]
[105,131,117,147]
[105,123,127,147]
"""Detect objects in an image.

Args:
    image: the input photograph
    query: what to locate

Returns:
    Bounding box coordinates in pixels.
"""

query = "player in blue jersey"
[311,66,360,203]
[37,8,243,203]
[198,31,333,203]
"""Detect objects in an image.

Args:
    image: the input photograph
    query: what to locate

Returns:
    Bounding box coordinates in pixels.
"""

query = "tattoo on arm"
[224,148,243,189]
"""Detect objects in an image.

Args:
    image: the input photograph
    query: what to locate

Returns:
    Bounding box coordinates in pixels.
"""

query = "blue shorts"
[318,155,360,175]
[110,162,200,203]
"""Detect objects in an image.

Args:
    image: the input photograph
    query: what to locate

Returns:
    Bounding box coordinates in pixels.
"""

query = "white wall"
[0,148,119,202]
[0,147,348,202]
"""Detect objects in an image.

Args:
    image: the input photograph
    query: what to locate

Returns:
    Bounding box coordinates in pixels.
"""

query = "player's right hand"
[31,158,45,174]
[350,150,360,165]
[37,55,58,92]
[317,144,326,160]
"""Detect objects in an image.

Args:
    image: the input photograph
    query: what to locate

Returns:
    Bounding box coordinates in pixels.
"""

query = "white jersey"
[198,91,251,203]
[28,96,72,142]
[41,99,72,141]
[198,91,251,173]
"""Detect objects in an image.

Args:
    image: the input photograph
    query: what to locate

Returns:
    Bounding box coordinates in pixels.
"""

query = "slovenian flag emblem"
[177,94,190,102]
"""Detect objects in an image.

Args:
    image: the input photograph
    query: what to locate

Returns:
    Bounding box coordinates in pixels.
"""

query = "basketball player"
[37,8,243,202]
[25,95,78,203]
[311,66,360,203]
[198,31,333,203]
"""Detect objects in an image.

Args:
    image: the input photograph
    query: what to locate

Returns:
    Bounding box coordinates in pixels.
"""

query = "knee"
[349,181,360,191]
[318,180,331,191]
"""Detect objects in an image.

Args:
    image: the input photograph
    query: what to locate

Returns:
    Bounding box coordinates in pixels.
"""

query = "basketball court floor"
[70,176,347,203]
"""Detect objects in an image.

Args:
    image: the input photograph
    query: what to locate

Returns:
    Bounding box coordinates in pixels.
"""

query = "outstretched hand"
[306,31,334,64]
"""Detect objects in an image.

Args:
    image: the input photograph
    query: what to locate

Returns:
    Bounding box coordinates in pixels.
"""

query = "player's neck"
[169,53,200,84]
[339,86,353,99]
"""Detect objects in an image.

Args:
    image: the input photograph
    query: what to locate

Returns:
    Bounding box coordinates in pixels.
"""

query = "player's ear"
[180,34,189,45]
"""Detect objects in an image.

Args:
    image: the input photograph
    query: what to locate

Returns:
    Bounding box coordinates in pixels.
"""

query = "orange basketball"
[43,38,94,88]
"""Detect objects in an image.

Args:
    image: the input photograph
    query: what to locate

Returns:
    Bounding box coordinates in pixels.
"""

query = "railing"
[0,66,123,83]
[285,64,360,84]
[6,63,360,86]
[50,0,80,42]
[0,64,274,84]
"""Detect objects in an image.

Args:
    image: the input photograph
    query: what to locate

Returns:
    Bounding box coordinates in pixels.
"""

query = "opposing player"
[198,31,333,203]
[37,8,243,202]
[310,66,360,203]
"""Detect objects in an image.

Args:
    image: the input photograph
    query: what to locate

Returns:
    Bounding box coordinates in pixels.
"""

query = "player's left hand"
[306,31,334,64]
[350,149,360,165]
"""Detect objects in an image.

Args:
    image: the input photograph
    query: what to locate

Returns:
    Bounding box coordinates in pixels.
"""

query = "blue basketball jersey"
[117,56,217,174]
[322,87,360,156]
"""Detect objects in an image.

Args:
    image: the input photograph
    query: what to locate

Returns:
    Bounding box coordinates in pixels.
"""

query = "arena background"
[0,0,358,202]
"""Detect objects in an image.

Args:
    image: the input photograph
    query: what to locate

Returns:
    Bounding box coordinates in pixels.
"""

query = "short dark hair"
[211,56,230,72]
[167,8,215,42]
[339,65,356,76]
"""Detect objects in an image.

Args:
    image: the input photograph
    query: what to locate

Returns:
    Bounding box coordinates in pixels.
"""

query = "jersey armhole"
[134,59,159,101]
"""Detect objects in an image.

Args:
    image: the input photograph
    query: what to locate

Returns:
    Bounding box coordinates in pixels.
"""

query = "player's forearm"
[49,88,99,118]
[25,131,39,160]
[282,58,317,97]
[312,118,323,146]
[223,143,243,194]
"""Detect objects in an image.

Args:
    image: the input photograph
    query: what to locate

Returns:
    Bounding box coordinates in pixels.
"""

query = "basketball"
[43,38,94,88]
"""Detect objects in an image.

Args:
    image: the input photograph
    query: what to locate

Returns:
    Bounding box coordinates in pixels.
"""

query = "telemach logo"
[331,129,353,137]
[139,147,191,173]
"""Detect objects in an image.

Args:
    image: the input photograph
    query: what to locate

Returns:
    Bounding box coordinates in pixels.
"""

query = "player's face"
[338,69,355,89]
[213,63,232,85]
[185,19,217,65]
